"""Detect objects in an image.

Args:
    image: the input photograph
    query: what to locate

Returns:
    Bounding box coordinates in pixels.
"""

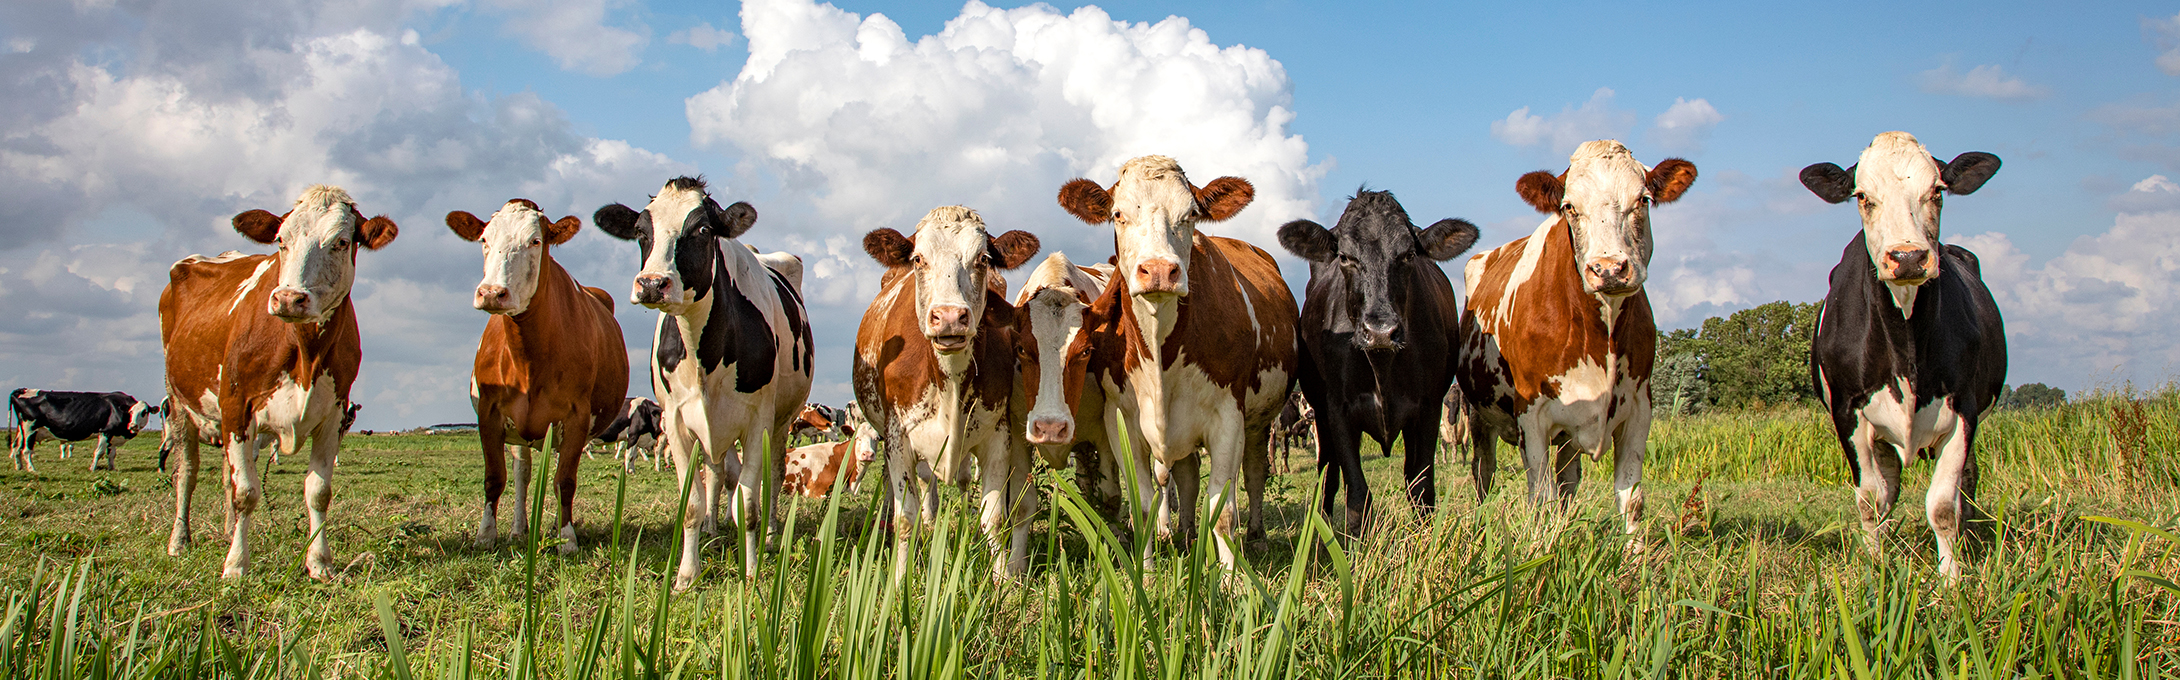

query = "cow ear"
[358,216,399,250]
[1418,218,1481,261]
[545,215,582,245]
[593,203,643,240]
[233,209,283,244]
[718,201,758,238]
[445,211,487,242]
[862,228,914,268]
[1941,152,2001,195]
[1276,219,1337,262]
[989,230,1041,270]
[1515,171,1564,213]
[1799,163,1856,204]
[1646,158,1698,203]
[1057,179,1113,224]
[1195,176,1255,222]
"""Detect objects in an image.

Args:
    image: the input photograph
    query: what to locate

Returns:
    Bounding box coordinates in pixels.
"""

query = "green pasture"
[1,386,2176,677]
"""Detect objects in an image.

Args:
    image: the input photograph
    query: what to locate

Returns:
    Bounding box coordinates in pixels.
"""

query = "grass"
[1,386,2177,678]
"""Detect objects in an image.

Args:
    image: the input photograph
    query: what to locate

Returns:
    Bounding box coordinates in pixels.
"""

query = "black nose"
[1356,322,1399,351]
[1885,247,1929,279]
[635,274,671,303]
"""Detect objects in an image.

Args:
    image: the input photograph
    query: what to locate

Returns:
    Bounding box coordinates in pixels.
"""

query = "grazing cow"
[1279,189,1479,532]
[1055,155,1297,566]
[1014,252,1125,514]
[1272,391,1316,474]
[1438,386,1471,464]
[855,206,1040,576]
[161,185,399,579]
[595,176,813,589]
[790,404,838,444]
[448,199,630,553]
[594,397,664,471]
[1458,141,1695,542]
[10,389,153,471]
[782,426,877,498]
[1800,131,2005,579]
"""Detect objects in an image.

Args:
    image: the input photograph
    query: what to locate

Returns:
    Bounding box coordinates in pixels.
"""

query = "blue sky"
[4,0,2179,428]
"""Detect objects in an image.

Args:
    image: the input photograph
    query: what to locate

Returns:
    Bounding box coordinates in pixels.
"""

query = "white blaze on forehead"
[1854,131,1943,247]
[282,185,359,243]
[911,206,992,311]
[641,184,707,275]
[1109,155,1200,282]
[479,201,549,314]
[1561,140,1654,268]
[272,184,362,321]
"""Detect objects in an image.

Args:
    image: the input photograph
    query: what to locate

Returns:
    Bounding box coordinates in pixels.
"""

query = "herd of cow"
[6,131,2008,586]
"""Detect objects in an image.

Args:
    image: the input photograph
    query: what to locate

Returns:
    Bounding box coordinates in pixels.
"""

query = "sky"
[4,0,2179,430]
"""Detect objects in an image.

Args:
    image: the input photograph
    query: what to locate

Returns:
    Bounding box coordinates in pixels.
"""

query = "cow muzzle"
[1356,322,1402,353]
[926,305,974,353]
[474,284,516,313]
[1026,416,1074,445]
[1583,258,1642,296]
[1881,246,1933,284]
[268,288,314,320]
[633,273,674,306]
[1133,259,1184,297]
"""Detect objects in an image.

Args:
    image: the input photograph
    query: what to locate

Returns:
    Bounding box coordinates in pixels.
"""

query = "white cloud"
[2147,13,2180,76]
[668,21,735,52]
[1648,97,1723,154]
[1918,60,2048,101]
[484,0,648,76]
[1488,87,1634,154]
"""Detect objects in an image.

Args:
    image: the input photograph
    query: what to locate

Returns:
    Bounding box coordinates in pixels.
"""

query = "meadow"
[2,385,2176,678]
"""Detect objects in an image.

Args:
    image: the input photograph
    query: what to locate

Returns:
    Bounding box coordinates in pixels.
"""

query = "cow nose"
[1884,247,1930,279]
[475,284,511,311]
[269,289,310,317]
[927,305,973,346]
[1586,259,1628,283]
[1027,418,1073,445]
[634,274,672,304]
[1356,322,1399,351]
[1135,260,1182,293]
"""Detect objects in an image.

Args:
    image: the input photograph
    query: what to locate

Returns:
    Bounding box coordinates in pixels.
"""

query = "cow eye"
[530,237,544,246]
[1559,202,1574,212]
[910,254,925,267]
[333,238,350,250]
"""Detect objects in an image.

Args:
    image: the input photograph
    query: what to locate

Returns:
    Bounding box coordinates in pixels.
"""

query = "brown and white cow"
[1055,156,1297,567]
[853,206,1040,577]
[782,426,876,499]
[1458,141,1695,541]
[447,199,629,553]
[1013,252,1123,513]
[161,185,399,579]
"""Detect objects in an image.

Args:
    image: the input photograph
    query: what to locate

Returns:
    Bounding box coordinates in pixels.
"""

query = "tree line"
[1653,301,2065,415]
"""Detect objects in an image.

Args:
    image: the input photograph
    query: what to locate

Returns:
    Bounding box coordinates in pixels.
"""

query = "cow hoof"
[556,525,578,554]
[1625,536,1647,554]
[221,565,245,580]
[672,575,697,593]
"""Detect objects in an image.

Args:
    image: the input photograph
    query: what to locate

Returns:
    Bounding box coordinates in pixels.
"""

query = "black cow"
[10,388,153,472]
[1801,131,2005,580]
[1278,189,1479,532]
[593,396,664,471]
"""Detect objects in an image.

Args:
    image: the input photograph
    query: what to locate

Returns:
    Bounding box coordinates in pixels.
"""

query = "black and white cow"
[11,389,153,472]
[593,397,664,471]
[1278,189,1479,532]
[595,176,814,590]
[1801,131,2005,579]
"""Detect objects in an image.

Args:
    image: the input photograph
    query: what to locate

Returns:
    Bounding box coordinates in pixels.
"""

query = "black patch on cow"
[768,267,812,374]
[655,318,688,373]
[1938,152,2001,195]
[10,389,145,444]
[675,205,719,300]
[695,253,781,393]
[1800,163,1858,204]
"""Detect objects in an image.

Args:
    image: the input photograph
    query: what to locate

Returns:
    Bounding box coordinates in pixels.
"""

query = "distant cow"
[1438,386,1470,464]
[162,184,399,579]
[10,389,153,472]
[596,176,813,590]
[1801,131,2005,579]
[1272,391,1316,474]
[1459,141,1695,543]
[1014,252,1123,516]
[1055,156,1296,567]
[1280,189,1479,532]
[790,403,843,444]
[855,206,1040,577]
[449,199,629,553]
[594,397,664,471]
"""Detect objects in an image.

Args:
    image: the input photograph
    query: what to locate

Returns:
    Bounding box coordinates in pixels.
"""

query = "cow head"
[1515,141,1695,297]
[232,185,399,322]
[843,402,880,466]
[862,206,1039,356]
[447,199,581,315]
[1058,156,1253,300]
[1016,253,1104,445]
[1279,189,1479,352]
[592,176,756,315]
[1800,131,2000,286]
[125,398,152,436]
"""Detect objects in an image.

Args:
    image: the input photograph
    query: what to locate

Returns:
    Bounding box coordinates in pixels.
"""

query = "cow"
[593,397,664,471]
[1799,131,2005,579]
[1278,191,1478,532]
[854,206,1041,577]
[161,184,399,579]
[782,429,877,499]
[1272,391,1316,474]
[1458,141,1695,545]
[448,199,629,553]
[10,389,153,472]
[594,176,813,590]
[1014,252,1125,517]
[790,404,838,445]
[1054,155,1297,567]
[1438,385,1470,464]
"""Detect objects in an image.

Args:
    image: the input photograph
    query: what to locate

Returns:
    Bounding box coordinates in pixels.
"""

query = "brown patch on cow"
[1646,159,1698,203]
[232,210,283,244]
[853,281,1019,443]
[1459,217,1656,427]
[1076,234,1297,407]
[1057,179,1114,224]
[1194,176,1255,222]
[545,216,581,245]
[784,440,860,498]
[446,211,489,242]
[1515,172,1565,214]
[989,230,1041,270]
[863,228,914,268]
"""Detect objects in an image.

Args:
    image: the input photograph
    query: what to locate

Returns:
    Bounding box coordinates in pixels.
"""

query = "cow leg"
[221,434,263,579]
[1517,418,1556,505]
[1853,433,1904,558]
[477,419,508,547]
[977,437,1032,579]
[1926,420,1973,580]
[702,438,731,537]
[168,427,200,555]
[664,427,705,592]
[554,420,586,555]
[89,434,109,471]
[1612,411,1650,544]
[1552,438,1583,506]
[509,445,533,540]
[1401,420,1440,517]
[302,415,339,579]
[730,429,778,577]
[1242,428,1270,543]
[1167,454,1201,556]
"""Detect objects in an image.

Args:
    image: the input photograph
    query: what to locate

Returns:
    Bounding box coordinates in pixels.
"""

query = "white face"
[126,402,151,435]
[1017,252,1102,444]
[474,202,551,315]
[1853,132,1946,284]
[1559,141,1657,296]
[632,185,709,313]
[907,206,997,353]
[269,186,364,322]
[1108,156,1202,299]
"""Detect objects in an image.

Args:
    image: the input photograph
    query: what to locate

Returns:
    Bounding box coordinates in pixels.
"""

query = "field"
[3,386,2178,678]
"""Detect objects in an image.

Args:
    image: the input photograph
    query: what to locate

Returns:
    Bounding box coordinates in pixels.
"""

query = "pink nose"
[1027,418,1073,444]
[928,305,971,334]
[269,289,310,317]
[1135,260,1181,293]
[475,284,511,310]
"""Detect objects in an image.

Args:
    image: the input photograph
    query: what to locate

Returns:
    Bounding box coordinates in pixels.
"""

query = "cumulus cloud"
[669,21,735,52]
[484,0,648,76]
[1488,88,1635,154]
[1647,97,1723,154]
[1918,60,2048,101]
[2146,13,2180,76]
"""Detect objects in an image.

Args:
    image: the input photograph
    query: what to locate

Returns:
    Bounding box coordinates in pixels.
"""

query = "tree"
[1996,383,2066,410]
[1653,301,1822,411]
